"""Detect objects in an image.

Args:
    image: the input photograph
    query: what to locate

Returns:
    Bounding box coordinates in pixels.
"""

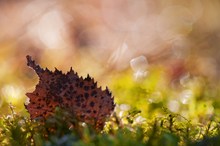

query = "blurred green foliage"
[1,67,220,146]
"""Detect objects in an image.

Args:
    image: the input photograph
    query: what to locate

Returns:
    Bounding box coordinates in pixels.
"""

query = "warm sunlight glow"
[1,85,24,105]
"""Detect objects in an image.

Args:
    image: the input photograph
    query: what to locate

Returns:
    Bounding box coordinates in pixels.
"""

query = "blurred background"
[0,0,220,119]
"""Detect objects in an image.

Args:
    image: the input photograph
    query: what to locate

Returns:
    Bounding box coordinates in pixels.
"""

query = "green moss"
[2,69,220,146]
